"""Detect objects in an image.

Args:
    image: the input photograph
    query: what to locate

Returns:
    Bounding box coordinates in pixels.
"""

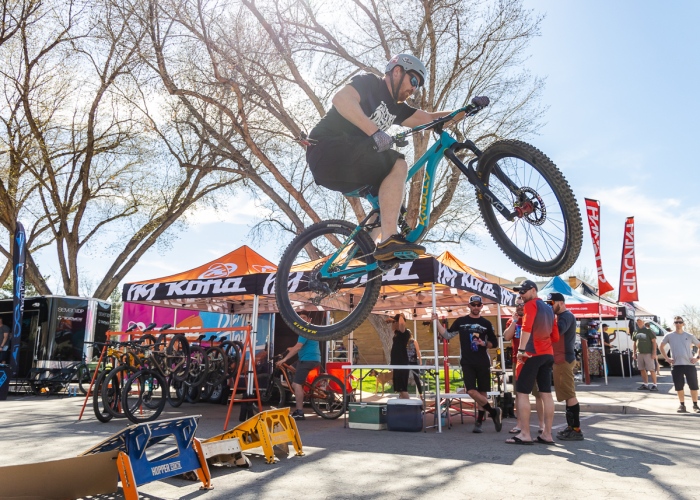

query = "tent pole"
[432,283,441,433]
[497,303,506,395]
[600,295,608,385]
[248,295,259,394]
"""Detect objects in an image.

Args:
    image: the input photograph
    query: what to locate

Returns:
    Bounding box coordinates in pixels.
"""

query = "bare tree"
[139,0,545,348]
[680,304,700,339]
[0,0,244,299]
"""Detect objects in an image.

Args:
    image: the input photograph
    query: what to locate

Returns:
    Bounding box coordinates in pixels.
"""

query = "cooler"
[348,402,387,430]
[386,398,423,432]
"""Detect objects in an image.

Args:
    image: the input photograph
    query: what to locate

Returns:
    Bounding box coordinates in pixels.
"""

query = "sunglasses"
[407,73,421,89]
[469,303,482,307]
[674,321,684,324]
[517,288,532,295]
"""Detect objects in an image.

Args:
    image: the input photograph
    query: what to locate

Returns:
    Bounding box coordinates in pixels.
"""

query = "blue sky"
[29,1,699,324]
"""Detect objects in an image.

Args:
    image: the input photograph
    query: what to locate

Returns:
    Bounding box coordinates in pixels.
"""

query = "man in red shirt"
[505,280,559,445]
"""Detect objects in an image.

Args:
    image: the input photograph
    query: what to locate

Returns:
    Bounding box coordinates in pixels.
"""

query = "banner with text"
[618,216,639,302]
[10,222,27,376]
[584,198,614,296]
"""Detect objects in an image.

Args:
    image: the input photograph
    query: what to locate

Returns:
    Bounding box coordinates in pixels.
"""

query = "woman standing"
[390,313,411,399]
[406,331,423,394]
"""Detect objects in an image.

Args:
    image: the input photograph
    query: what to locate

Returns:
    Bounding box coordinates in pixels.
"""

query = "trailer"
[0,296,111,383]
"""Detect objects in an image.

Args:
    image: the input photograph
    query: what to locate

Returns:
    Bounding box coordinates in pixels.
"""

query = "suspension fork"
[443,142,520,221]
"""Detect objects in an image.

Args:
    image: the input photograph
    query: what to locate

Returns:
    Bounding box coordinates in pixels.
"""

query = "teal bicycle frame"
[317,130,460,282]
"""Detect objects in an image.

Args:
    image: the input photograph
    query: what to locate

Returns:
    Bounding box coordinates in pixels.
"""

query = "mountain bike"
[276,96,582,341]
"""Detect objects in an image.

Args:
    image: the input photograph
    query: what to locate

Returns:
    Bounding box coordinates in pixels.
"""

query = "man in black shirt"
[434,295,502,433]
[307,53,467,261]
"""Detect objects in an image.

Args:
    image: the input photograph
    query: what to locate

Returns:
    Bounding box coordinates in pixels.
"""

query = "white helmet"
[385,54,427,87]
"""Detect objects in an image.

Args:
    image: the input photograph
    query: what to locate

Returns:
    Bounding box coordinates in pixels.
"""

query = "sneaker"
[637,384,649,391]
[291,410,305,420]
[677,405,688,414]
[557,428,584,441]
[694,406,700,413]
[556,426,572,438]
[491,407,503,432]
[472,421,483,433]
[649,385,658,391]
[373,234,426,261]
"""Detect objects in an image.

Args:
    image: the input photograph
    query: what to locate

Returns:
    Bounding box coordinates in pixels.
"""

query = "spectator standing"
[0,316,10,364]
[506,280,559,445]
[390,313,412,399]
[633,318,658,391]
[434,295,502,433]
[406,331,423,395]
[601,323,614,357]
[503,297,544,435]
[548,293,584,441]
[659,316,700,413]
[276,313,321,420]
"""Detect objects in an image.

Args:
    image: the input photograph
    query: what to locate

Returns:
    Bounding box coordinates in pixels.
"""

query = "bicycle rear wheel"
[309,374,347,419]
[77,364,91,395]
[122,369,167,423]
[476,140,582,276]
[101,365,137,419]
[167,334,190,382]
[92,371,116,423]
[275,220,381,342]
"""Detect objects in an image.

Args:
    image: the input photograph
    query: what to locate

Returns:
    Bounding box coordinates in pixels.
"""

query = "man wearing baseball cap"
[506,280,559,445]
[434,295,502,433]
[547,292,583,441]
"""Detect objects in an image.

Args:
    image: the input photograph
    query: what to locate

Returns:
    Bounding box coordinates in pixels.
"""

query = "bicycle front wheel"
[122,369,167,423]
[275,220,381,342]
[309,374,347,419]
[476,140,582,276]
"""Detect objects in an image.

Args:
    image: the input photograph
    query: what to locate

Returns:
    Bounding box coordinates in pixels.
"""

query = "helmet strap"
[388,68,407,104]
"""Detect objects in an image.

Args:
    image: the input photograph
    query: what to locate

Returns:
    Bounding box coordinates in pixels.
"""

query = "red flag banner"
[584,198,614,296]
[618,216,639,302]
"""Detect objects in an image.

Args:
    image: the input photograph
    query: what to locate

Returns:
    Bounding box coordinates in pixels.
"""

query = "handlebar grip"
[471,96,490,108]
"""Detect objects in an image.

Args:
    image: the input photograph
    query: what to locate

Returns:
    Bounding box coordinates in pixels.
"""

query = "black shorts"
[461,363,491,393]
[294,361,320,385]
[671,365,699,391]
[306,135,404,195]
[516,355,554,394]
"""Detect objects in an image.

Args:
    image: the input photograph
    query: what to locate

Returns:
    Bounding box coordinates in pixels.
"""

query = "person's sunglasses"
[408,73,420,89]
[545,301,554,306]
[469,303,482,307]
[517,289,531,295]
[674,321,684,324]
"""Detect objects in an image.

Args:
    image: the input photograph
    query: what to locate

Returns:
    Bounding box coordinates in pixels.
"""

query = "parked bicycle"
[261,354,351,419]
[276,96,582,341]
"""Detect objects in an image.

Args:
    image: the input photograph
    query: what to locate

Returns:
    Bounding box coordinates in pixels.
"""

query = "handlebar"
[392,96,490,144]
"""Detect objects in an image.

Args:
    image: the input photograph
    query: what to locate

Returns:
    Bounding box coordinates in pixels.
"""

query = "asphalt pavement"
[1,366,699,499]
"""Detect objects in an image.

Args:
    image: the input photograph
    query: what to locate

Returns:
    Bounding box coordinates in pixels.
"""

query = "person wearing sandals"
[505,280,559,445]
[504,297,545,437]
[548,293,583,441]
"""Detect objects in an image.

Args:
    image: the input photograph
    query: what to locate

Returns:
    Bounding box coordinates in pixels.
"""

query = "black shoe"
[373,234,426,261]
[677,405,688,414]
[694,406,700,413]
[649,385,658,391]
[472,421,483,433]
[492,407,502,432]
[291,410,305,420]
[557,428,584,441]
[556,426,572,438]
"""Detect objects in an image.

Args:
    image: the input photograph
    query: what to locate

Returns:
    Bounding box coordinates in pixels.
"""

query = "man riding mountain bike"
[306,53,466,261]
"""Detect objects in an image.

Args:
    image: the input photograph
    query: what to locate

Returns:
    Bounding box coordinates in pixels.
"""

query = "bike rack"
[223,325,263,431]
[81,415,212,499]
[204,408,303,464]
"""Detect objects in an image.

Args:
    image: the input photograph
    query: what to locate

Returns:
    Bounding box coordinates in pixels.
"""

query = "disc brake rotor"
[514,187,546,226]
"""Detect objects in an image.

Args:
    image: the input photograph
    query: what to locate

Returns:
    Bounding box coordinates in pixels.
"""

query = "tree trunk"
[366,313,393,363]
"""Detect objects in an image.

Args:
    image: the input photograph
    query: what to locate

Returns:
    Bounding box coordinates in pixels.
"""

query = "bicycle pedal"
[393,250,419,260]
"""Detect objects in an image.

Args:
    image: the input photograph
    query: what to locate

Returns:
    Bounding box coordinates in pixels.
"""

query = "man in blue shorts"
[306,53,467,261]
[276,313,321,420]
